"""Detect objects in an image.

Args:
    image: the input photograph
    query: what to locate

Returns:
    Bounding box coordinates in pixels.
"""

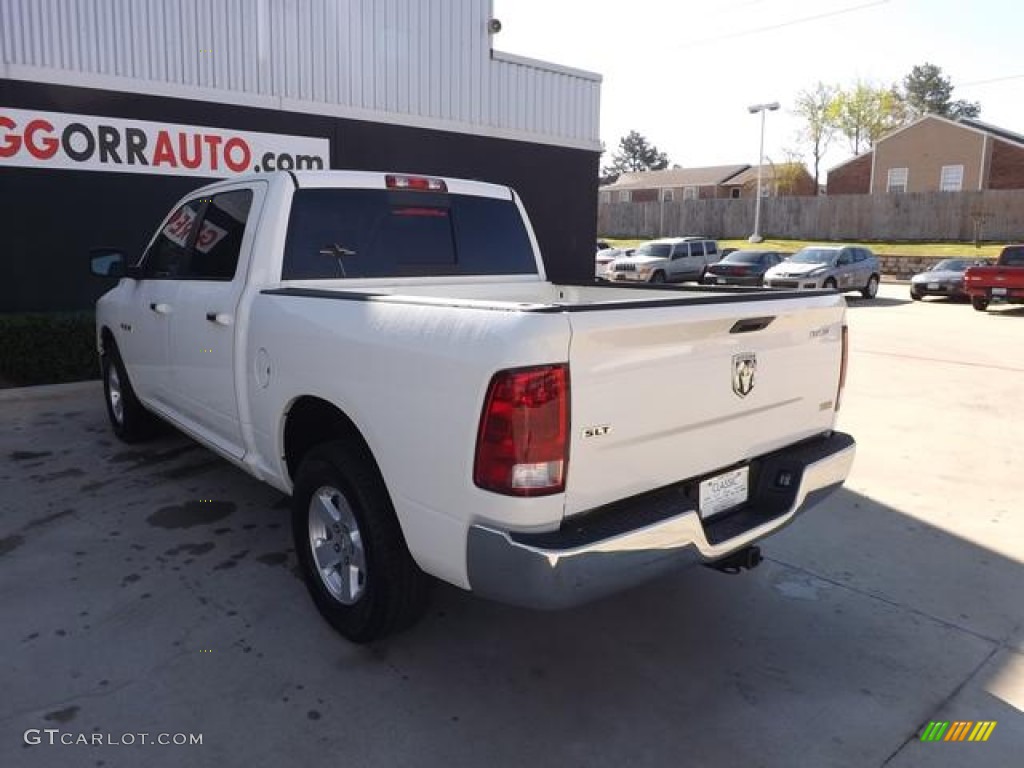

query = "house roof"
[959,118,1024,147]
[826,114,1024,173]
[827,150,873,174]
[722,163,809,186]
[602,165,749,190]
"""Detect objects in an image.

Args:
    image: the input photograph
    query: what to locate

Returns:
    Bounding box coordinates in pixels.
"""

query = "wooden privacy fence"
[598,190,1024,242]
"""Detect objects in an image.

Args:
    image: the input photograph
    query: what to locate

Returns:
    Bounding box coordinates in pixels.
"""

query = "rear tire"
[101,345,160,443]
[291,440,429,643]
[971,296,989,312]
[861,274,880,299]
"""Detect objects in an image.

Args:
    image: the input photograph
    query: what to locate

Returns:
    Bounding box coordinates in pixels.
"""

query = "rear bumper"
[467,431,855,610]
[967,285,1024,302]
[704,275,764,286]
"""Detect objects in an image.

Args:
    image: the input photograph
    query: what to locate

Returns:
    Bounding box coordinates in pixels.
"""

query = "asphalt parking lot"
[2,283,1022,768]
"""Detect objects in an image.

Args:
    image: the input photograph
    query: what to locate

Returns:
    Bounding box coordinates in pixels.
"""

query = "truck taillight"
[385,174,447,192]
[836,324,849,411]
[474,364,569,496]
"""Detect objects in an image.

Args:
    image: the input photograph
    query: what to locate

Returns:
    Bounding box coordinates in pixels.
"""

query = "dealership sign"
[0,107,329,178]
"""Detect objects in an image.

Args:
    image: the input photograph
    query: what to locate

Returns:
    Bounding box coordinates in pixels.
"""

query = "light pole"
[748,101,779,243]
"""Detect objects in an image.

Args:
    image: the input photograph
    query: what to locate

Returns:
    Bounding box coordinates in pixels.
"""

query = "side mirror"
[90,248,127,278]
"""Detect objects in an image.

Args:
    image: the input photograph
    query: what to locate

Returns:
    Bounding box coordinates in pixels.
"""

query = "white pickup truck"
[91,170,855,642]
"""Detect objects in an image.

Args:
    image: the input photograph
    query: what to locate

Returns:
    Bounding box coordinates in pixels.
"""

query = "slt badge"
[732,353,757,398]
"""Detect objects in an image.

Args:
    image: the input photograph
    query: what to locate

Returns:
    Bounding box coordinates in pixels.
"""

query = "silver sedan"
[910,258,991,301]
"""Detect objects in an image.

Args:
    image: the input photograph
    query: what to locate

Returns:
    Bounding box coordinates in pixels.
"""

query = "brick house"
[826,114,1024,194]
[718,163,817,198]
[599,165,749,203]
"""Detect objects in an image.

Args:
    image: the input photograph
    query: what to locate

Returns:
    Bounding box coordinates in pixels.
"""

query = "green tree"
[793,82,838,190]
[901,62,980,119]
[832,82,901,154]
[602,130,670,182]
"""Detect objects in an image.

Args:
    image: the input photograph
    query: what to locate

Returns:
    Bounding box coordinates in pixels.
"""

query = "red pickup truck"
[965,245,1024,311]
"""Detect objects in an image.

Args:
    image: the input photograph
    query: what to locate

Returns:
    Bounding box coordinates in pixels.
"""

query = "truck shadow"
[4,400,1021,768]
[846,296,911,308]
[983,306,1024,317]
[373,487,1022,765]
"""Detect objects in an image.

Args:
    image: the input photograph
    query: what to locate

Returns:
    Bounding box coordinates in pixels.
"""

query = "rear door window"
[178,190,254,281]
[282,189,537,279]
[141,199,204,278]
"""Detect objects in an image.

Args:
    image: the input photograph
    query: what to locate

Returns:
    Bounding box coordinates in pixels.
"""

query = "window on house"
[730,188,740,199]
[661,189,674,202]
[617,190,631,203]
[887,167,909,193]
[760,185,771,197]
[940,165,964,192]
[683,186,698,200]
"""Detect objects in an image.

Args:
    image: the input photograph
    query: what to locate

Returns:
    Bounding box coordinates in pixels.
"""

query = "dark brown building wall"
[988,140,1024,189]
[827,153,872,194]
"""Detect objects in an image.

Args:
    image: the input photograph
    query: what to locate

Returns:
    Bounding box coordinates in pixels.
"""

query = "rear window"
[1001,247,1024,267]
[282,189,537,279]
[724,251,769,264]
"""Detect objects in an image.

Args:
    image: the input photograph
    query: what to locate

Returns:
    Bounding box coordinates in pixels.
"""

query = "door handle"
[150,303,172,315]
[206,312,234,326]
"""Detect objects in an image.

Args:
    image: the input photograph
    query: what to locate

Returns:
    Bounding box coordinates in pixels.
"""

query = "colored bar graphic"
[921,720,996,742]
[970,722,997,742]
[944,721,972,741]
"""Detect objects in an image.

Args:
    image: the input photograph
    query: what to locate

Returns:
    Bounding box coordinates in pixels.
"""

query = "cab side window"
[180,190,254,281]
[141,199,204,278]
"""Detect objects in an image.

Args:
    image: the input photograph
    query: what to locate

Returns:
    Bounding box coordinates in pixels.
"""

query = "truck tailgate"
[563,293,846,517]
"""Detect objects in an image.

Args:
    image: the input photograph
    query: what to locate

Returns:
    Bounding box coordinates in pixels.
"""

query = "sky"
[493,0,1024,180]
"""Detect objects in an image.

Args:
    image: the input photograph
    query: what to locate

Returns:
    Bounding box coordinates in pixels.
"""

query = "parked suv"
[609,237,721,284]
[764,245,880,298]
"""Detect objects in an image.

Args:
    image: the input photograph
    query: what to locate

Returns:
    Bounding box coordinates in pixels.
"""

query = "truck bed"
[258,278,847,522]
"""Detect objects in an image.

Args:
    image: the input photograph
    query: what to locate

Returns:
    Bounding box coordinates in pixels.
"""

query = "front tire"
[910,288,922,301]
[971,296,989,312]
[101,346,160,443]
[649,270,666,284]
[823,278,838,290]
[861,274,880,299]
[292,440,428,643]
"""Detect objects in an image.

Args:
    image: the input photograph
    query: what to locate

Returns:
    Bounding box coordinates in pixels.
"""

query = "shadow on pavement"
[983,306,1024,318]
[2,406,1021,768]
[846,296,912,308]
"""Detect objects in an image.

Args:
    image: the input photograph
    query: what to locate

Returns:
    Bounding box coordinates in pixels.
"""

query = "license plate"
[699,466,749,520]
[992,287,1007,296]
[927,282,939,290]
[717,277,727,284]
